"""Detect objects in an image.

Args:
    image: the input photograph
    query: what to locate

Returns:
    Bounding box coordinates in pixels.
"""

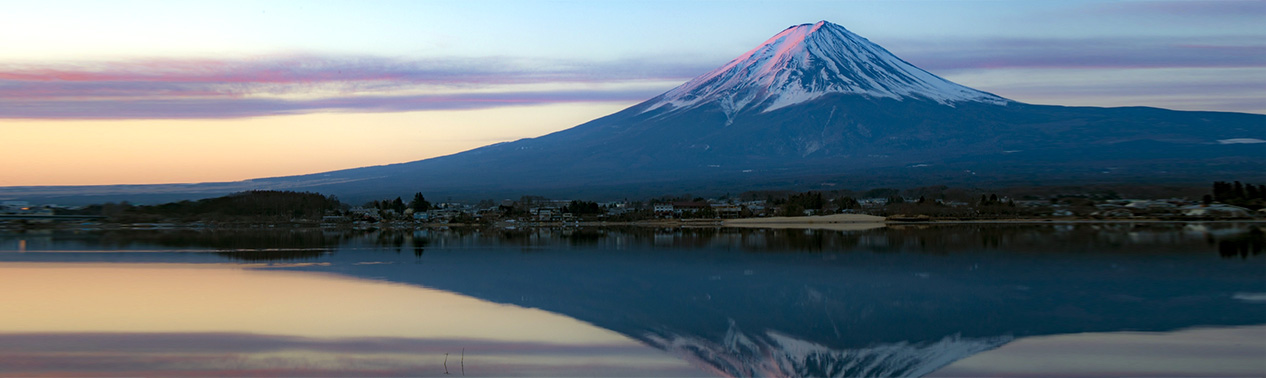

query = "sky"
[2,0,1263,186]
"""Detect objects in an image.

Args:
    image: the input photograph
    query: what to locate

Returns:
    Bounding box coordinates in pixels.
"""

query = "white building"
[1181,204,1252,218]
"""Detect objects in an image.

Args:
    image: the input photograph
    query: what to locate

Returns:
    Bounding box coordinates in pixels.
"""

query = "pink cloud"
[0,55,711,119]
[2,35,1262,120]
[0,56,706,87]
[891,37,1266,71]
[0,89,669,119]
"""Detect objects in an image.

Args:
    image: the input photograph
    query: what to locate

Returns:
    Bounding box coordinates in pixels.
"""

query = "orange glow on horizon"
[1,102,632,186]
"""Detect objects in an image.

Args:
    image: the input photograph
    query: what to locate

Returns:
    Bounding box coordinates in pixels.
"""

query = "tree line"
[365,192,433,214]
[94,190,343,223]
[1209,181,1265,209]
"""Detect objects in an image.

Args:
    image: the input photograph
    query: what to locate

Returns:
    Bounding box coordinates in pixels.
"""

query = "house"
[858,198,888,207]
[530,207,558,221]
[348,207,380,221]
[671,201,708,215]
[710,204,742,217]
[1181,204,1252,218]
[653,204,674,216]
[1015,200,1051,208]
[1097,209,1135,218]
[1124,200,1178,210]
[427,208,462,222]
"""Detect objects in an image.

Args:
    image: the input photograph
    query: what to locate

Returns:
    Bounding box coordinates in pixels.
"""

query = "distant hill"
[100,190,341,223]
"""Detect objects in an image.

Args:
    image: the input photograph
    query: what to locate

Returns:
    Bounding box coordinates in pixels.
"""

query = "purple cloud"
[0,88,669,119]
[0,55,710,119]
[2,33,1262,120]
[0,332,652,355]
[891,36,1265,71]
[0,56,709,88]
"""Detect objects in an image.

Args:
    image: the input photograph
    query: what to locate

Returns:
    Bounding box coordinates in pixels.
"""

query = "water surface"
[1,223,1262,376]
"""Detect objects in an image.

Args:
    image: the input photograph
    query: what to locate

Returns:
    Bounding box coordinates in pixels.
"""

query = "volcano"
[6,21,1264,203]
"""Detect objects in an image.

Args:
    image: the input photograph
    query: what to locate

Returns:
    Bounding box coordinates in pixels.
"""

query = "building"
[711,204,742,217]
[671,202,708,216]
[530,207,558,221]
[1181,204,1252,218]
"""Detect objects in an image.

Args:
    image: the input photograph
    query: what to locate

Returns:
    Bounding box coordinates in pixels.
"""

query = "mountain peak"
[643,21,1008,117]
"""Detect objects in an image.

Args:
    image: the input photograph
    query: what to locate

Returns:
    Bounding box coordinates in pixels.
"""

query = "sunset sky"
[3,0,1263,186]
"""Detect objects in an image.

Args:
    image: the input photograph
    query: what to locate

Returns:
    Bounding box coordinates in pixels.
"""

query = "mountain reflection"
[2,223,1262,377]
[1218,227,1264,259]
[8,223,1261,259]
[278,224,1260,377]
[407,223,1264,256]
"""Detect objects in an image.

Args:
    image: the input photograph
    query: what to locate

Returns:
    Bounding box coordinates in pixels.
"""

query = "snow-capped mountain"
[644,21,1007,120]
[4,21,1262,204]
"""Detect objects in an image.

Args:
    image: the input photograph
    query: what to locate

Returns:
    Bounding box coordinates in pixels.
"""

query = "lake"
[1,223,1263,377]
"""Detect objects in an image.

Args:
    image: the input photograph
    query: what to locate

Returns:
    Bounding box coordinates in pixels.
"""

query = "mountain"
[4,21,1263,204]
[644,21,1009,119]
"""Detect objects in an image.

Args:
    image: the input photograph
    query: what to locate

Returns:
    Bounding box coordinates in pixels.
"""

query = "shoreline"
[2,217,1263,232]
[722,213,886,231]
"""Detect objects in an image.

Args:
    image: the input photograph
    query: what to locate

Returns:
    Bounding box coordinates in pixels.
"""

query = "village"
[3,181,1264,230]
[331,196,1263,228]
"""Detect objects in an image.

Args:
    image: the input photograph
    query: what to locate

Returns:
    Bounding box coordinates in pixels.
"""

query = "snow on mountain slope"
[643,21,1009,120]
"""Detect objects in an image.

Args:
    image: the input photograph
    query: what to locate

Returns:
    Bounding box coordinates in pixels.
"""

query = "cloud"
[0,55,709,119]
[893,36,1265,71]
[0,332,650,355]
[3,33,1263,120]
[1082,0,1266,18]
[939,65,1266,114]
[0,55,708,88]
[886,34,1266,113]
[0,88,670,119]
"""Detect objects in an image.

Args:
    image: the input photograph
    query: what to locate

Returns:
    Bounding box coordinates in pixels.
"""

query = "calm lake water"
[1,223,1263,377]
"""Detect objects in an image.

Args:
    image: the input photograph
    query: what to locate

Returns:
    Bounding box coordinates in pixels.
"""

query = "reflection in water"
[0,223,1263,377]
[0,263,705,377]
[646,320,1011,377]
[0,332,705,377]
[0,229,341,260]
[929,325,1266,377]
[1219,227,1265,259]
[377,223,1264,256]
[4,223,1263,257]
